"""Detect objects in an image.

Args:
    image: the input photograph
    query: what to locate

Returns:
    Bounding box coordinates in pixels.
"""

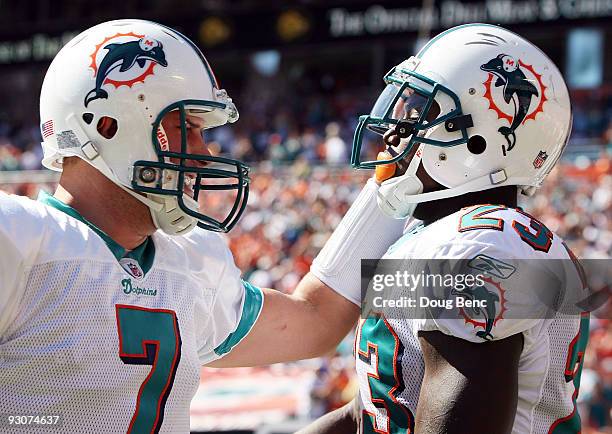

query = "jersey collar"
[37,191,155,274]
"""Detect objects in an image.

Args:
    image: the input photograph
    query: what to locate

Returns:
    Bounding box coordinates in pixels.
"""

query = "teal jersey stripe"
[214,280,264,356]
[37,190,155,273]
[38,190,126,259]
[124,235,156,275]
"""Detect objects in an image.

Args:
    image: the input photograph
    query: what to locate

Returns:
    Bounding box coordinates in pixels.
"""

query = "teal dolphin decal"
[85,37,167,107]
[480,54,539,152]
[454,284,500,341]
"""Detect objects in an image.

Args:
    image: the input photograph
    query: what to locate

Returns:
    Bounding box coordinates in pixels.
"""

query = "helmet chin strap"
[75,139,197,236]
[377,143,534,219]
[145,194,197,236]
[377,144,424,218]
[114,181,196,235]
[103,160,197,236]
[146,123,198,235]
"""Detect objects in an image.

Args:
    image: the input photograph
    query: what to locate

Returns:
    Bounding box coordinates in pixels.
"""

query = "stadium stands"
[0,80,610,434]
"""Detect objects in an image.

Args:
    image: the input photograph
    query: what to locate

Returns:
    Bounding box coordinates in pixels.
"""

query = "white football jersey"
[356,205,589,434]
[0,192,263,433]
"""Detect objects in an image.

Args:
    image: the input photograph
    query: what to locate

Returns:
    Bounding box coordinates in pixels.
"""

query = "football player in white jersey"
[300,24,592,434]
[0,20,406,433]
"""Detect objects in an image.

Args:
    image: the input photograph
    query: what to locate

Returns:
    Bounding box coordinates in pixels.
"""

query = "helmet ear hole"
[467,135,487,154]
[82,113,94,125]
[97,116,118,139]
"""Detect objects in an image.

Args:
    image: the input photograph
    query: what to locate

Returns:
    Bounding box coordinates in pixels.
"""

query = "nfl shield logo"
[120,258,145,280]
[533,151,548,169]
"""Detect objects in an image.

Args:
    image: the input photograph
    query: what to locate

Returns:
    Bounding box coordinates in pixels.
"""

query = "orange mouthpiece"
[375,151,397,183]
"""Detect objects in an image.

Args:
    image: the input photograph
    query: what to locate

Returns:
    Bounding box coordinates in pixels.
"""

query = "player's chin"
[412,203,429,220]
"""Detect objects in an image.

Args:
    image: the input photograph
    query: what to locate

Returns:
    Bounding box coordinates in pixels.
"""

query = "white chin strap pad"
[147,158,198,236]
[377,144,424,219]
[148,195,197,236]
[120,183,197,236]
[376,142,518,216]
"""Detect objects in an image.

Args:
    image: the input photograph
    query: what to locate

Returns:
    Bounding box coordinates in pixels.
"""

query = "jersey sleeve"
[412,236,562,344]
[0,194,34,337]
[197,245,264,364]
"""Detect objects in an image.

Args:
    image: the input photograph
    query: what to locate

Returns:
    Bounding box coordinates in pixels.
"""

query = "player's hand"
[374,127,411,184]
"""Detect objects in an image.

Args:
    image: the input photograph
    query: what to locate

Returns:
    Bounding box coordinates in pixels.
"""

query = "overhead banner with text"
[0,0,610,64]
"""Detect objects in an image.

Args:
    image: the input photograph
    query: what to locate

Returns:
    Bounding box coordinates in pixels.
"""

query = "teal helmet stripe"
[417,23,503,58]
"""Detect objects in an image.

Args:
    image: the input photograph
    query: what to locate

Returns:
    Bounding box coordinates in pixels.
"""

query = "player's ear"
[96,116,118,139]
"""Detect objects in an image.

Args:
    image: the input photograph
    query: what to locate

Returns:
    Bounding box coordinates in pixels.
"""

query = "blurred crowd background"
[0,0,610,432]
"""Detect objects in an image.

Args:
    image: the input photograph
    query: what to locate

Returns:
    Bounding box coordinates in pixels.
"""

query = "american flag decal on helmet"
[41,120,54,138]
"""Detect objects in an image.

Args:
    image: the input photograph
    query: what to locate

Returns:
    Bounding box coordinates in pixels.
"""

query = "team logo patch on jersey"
[455,277,507,341]
[121,278,157,297]
[480,54,547,154]
[468,254,516,279]
[119,258,145,280]
[85,32,167,107]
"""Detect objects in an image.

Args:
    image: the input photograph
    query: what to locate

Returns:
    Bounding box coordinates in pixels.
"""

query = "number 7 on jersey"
[115,305,182,434]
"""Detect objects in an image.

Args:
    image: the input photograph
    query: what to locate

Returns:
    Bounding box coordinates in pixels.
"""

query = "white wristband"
[311,178,408,305]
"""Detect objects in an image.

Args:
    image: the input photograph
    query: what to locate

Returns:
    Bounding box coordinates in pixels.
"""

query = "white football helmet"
[351,24,572,218]
[40,19,247,234]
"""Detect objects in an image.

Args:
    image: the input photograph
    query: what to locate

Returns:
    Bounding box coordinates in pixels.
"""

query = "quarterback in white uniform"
[0,20,406,433]
[304,24,590,434]
[0,191,262,433]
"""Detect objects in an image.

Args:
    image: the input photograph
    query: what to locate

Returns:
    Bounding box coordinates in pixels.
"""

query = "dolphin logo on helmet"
[349,24,570,222]
[480,54,540,153]
[85,36,167,107]
[41,20,246,235]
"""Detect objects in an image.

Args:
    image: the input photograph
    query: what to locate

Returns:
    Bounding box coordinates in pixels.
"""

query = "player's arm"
[209,178,407,367]
[415,330,523,434]
[0,197,30,337]
[210,274,358,366]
